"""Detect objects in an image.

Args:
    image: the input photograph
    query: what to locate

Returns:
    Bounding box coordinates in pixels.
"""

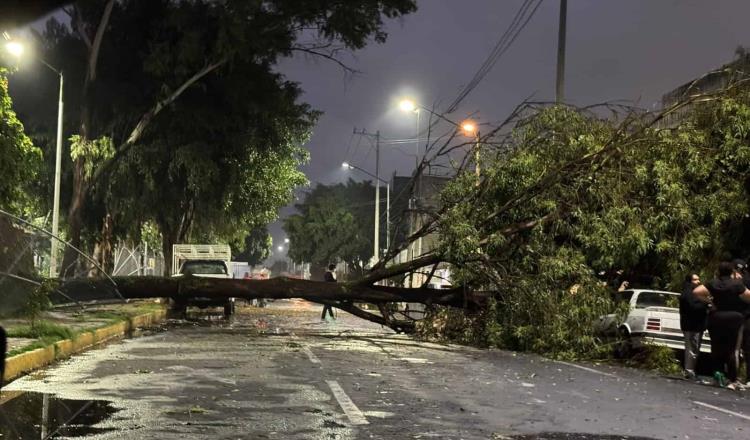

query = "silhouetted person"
[693,262,750,388]
[1,326,6,391]
[733,259,750,384]
[321,264,336,320]
[680,273,707,379]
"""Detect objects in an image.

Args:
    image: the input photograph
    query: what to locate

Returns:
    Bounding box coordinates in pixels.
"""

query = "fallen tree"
[64,255,487,333]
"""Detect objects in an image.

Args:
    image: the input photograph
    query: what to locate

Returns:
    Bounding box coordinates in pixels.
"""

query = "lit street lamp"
[398,99,421,167]
[5,40,65,278]
[341,162,391,254]
[398,97,481,181]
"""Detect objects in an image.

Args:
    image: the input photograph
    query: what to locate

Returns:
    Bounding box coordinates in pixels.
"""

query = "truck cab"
[171,245,235,318]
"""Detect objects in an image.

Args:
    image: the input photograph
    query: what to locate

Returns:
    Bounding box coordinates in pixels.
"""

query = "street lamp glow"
[398,99,416,113]
[461,121,477,136]
[5,41,24,57]
[277,245,284,252]
[284,238,289,243]
[342,162,352,169]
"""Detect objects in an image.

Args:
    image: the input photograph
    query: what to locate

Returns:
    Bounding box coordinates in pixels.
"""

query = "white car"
[597,289,710,353]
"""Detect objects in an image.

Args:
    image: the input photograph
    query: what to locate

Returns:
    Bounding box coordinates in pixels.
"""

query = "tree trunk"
[104,276,485,308]
[85,275,485,332]
[60,167,87,278]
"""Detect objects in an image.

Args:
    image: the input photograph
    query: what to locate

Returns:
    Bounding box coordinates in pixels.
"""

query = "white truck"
[171,244,235,318]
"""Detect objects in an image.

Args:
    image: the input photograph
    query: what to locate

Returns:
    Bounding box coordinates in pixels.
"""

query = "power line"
[444,0,543,114]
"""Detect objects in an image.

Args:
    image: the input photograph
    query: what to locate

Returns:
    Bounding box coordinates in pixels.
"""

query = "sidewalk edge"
[2,308,167,384]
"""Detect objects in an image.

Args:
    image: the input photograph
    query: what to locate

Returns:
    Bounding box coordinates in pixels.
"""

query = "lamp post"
[342,162,391,254]
[4,40,64,278]
[460,121,481,185]
[398,99,421,168]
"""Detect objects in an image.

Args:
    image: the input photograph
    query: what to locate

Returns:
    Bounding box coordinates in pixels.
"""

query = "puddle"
[0,392,119,439]
[500,433,658,440]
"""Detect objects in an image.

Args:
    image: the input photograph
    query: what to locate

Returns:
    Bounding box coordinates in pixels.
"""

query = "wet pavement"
[1,299,749,439]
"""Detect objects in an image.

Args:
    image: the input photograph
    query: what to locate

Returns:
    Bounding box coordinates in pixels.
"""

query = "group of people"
[680,260,750,389]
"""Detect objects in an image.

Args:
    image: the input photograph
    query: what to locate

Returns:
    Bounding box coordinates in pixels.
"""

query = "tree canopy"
[233,226,273,268]
[284,179,378,275]
[7,0,416,275]
[0,69,40,214]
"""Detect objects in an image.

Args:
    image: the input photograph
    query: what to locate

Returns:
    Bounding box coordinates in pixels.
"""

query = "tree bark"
[105,276,485,308]
[85,275,484,332]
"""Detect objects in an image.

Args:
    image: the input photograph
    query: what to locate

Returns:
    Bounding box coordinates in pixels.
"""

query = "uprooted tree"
[65,77,750,358]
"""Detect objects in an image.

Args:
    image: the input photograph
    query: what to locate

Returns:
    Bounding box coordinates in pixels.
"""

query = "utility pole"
[50,71,64,278]
[352,128,383,266]
[556,0,567,104]
[374,131,380,264]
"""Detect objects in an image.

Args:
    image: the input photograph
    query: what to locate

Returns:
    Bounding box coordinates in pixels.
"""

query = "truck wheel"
[223,301,235,318]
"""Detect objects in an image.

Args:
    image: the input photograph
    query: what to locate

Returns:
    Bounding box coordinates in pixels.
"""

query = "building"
[661,53,750,125]
[389,169,452,288]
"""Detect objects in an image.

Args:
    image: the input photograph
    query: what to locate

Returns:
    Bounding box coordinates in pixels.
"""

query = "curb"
[3,308,167,384]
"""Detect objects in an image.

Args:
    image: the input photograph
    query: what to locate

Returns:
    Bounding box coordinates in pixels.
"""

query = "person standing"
[1,326,6,391]
[321,264,337,321]
[679,273,707,379]
[733,259,750,385]
[693,262,750,389]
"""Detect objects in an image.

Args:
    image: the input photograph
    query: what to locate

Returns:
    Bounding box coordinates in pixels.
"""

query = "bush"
[21,280,55,326]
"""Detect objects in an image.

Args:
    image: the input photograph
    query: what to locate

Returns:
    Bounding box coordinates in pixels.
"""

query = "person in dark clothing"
[693,262,750,388]
[733,259,750,384]
[321,264,337,320]
[680,273,707,379]
[1,326,6,391]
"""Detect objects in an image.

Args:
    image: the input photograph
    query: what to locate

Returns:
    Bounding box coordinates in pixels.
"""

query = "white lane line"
[557,361,617,378]
[326,380,369,426]
[694,401,750,422]
[303,346,321,364]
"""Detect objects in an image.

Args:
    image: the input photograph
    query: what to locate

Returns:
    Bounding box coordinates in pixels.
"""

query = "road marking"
[326,380,369,426]
[302,346,321,364]
[557,361,617,378]
[694,401,750,422]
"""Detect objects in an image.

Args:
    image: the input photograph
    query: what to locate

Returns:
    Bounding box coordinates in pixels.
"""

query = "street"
[0,301,747,439]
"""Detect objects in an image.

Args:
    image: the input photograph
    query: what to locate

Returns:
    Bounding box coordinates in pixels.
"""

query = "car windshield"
[635,291,678,309]
[181,261,227,275]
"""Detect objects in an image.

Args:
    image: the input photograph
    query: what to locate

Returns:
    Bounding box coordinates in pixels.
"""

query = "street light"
[397,98,421,168]
[5,40,64,278]
[5,41,23,57]
[341,161,391,255]
[284,238,289,244]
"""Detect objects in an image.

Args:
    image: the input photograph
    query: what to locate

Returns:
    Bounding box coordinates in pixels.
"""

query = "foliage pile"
[428,88,750,360]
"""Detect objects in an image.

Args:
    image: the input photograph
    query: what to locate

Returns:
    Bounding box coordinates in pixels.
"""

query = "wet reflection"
[506,433,658,440]
[0,391,118,439]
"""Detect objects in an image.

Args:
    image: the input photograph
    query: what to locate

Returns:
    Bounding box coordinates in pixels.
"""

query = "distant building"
[661,53,750,125]
[389,169,452,288]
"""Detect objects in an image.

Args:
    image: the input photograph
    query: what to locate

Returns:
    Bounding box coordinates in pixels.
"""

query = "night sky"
[267,0,750,260]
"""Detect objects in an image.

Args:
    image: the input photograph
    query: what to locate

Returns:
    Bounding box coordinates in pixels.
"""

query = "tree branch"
[91,57,229,184]
[88,0,114,82]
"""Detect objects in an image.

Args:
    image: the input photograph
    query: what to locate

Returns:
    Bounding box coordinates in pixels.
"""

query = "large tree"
[0,69,41,213]
[233,227,273,268]
[32,0,417,275]
[284,179,377,278]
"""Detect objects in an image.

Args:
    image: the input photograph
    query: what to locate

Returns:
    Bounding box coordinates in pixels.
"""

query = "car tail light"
[646,318,661,331]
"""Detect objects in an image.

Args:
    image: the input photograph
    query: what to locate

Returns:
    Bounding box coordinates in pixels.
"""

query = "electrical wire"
[444,0,544,114]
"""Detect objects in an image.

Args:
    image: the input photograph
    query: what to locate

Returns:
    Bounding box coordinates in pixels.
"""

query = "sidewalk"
[2,300,166,382]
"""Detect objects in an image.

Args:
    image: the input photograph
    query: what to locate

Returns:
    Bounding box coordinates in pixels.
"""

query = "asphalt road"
[2,300,749,439]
